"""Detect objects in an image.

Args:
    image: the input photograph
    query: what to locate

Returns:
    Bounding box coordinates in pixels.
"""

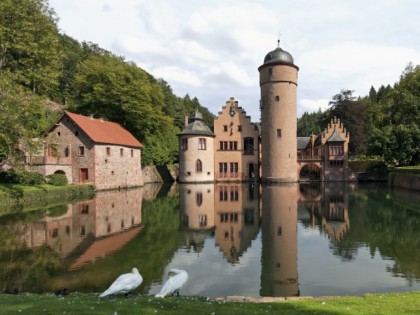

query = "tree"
[0,0,62,96]
[368,64,420,165]
[327,90,368,156]
[72,53,179,165]
[0,77,52,166]
[297,109,324,136]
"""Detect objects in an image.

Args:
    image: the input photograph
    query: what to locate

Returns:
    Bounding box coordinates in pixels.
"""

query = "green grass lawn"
[0,291,419,315]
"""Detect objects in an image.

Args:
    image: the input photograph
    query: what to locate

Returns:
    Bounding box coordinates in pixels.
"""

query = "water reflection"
[179,183,260,263]
[21,189,143,270]
[1,182,419,297]
[260,183,299,297]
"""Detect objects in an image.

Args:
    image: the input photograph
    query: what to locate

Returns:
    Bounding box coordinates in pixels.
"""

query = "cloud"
[153,66,202,87]
[298,99,330,117]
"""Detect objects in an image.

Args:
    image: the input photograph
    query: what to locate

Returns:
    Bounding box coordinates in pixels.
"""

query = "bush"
[0,171,20,183]
[0,170,45,185]
[46,173,68,186]
[19,171,46,185]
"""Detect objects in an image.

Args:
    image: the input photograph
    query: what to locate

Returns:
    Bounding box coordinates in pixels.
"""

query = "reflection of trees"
[331,185,420,280]
[0,225,62,292]
[45,195,183,293]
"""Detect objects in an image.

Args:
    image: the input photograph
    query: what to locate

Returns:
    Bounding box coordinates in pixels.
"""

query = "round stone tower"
[259,41,299,182]
[178,110,215,183]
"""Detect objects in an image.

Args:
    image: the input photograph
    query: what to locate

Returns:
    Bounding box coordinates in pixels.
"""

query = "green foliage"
[297,109,325,136]
[0,0,62,96]
[368,64,420,166]
[46,173,68,186]
[18,171,45,185]
[0,170,44,185]
[326,89,368,156]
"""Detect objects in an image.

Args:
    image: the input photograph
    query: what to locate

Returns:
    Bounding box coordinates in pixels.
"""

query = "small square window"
[277,129,282,138]
[223,125,228,132]
[120,148,124,156]
[275,96,280,102]
[238,125,242,132]
[78,146,85,156]
[106,147,111,156]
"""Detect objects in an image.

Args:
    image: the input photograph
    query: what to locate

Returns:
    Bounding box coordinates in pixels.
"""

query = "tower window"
[196,159,202,173]
[277,129,282,138]
[198,138,207,150]
[275,96,280,102]
[181,138,188,150]
[223,125,228,132]
[268,68,273,76]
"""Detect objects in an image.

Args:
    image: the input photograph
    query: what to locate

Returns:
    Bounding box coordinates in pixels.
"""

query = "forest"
[1,0,419,169]
[0,0,213,167]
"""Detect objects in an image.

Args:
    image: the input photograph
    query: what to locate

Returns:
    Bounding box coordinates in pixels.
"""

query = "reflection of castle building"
[214,183,260,264]
[179,183,215,252]
[21,188,144,269]
[180,183,215,231]
[260,183,299,297]
[298,183,350,243]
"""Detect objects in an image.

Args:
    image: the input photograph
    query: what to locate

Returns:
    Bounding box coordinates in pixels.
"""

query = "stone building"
[29,111,144,190]
[297,117,355,181]
[214,97,259,182]
[178,110,215,183]
[259,41,299,183]
[178,42,354,183]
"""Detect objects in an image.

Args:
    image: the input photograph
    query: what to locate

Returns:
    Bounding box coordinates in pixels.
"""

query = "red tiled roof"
[64,111,143,148]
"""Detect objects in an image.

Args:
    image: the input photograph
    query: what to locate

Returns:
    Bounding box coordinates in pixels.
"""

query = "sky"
[49,0,420,121]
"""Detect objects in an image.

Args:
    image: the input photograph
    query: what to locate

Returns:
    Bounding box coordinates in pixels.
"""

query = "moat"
[1,182,419,297]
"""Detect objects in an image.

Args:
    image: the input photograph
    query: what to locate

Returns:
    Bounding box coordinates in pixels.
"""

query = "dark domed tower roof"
[263,40,295,66]
[178,109,215,137]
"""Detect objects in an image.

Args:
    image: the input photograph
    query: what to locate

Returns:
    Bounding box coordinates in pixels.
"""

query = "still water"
[1,182,419,298]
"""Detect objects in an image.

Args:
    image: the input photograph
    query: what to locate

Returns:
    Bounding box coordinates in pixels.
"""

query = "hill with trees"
[1,0,419,170]
[297,63,420,166]
[0,0,214,167]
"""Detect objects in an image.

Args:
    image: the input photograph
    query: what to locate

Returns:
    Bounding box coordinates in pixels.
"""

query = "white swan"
[99,267,143,297]
[155,269,188,298]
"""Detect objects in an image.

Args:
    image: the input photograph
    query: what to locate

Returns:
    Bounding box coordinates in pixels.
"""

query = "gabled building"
[29,111,144,190]
[297,117,355,181]
[214,97,260,182]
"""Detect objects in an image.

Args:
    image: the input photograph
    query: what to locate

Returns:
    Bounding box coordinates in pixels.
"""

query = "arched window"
[196,159,202,173]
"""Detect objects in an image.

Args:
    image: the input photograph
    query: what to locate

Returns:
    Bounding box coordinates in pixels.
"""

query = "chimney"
[185,116,189,127]
[89,114,94,120]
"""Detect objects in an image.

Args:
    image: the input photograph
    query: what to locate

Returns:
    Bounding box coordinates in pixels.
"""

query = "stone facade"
[28,112,144,190]
[297,117,355,182]
[214,97,259,182]
[259,46,299,182]
[178,110,215,183]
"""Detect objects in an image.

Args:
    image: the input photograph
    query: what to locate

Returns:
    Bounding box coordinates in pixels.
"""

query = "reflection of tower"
[178,110,215,183]
[260,183,299,297]
[259,41,299,182]
[214,183,260,264]
[179,183,215,252]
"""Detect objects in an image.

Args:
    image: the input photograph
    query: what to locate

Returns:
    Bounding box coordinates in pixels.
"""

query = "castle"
[178,42,355,183]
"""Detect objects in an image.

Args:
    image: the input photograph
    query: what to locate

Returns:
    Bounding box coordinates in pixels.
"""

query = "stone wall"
[388,173,420,191]
[143,165,178,184]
